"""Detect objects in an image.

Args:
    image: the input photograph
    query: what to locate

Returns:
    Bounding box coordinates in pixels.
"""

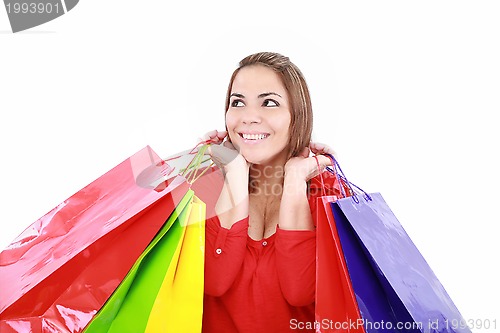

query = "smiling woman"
[226,64,292,166]
[200,52,340,333]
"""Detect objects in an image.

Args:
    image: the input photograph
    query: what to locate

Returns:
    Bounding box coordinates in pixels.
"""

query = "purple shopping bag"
[331,192,472,333]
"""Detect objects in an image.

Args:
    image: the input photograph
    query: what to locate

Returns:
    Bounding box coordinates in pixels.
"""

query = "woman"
[201,52,341,332]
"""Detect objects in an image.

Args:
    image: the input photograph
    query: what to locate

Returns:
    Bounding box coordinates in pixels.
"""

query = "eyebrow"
[258,92,282,99]
[230,93,245,98]
[229,92,283,99]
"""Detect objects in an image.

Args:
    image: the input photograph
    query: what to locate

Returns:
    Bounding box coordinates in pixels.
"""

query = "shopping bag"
[0,146,189,333]
[332,193,472,333]
[316,196,366,333]
[317,155,472,333]
[82,189,206,333]
[81,144,215,333]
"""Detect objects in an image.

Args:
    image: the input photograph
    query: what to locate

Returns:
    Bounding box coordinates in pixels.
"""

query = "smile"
[239,133,270,141]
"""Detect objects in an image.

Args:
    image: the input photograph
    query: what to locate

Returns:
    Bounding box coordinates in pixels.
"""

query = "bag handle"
[162,140,215,184]
[324,153,372,203]
[313,155,327,197]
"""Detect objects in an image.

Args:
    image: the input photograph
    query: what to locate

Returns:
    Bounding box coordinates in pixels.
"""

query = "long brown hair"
[225,52,313,158]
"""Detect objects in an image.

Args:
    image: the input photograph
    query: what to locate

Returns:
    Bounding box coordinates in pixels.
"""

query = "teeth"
[242,133,267,140]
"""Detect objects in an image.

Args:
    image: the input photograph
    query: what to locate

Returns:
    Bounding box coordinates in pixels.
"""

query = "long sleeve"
[274,228,316,307]
[204,215,248,297]
[274,170,342,307]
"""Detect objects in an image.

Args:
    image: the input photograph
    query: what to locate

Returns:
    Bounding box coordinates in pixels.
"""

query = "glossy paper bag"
[332,193,472,333]
[0,146,189,333]
[316,196,365,333]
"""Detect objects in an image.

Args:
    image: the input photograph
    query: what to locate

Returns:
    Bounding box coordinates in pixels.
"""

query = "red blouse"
[202,171,342,333]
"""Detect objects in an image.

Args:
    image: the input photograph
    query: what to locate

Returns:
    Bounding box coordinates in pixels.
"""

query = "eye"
[262,99,279,107]
[231,99,245,107]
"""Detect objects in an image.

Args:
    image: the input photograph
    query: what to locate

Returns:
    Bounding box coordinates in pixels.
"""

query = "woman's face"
[226,65,291,166]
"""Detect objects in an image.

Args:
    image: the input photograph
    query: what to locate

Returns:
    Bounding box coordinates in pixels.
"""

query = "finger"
[206,144,213,157]
[216,130,228,140]
[310,142,335,156]
[316,155,333,169]
[200,130,224,144]
[204,130,218,140]
[299,147,310,158]
[223,141,236,150]
[205,138,234,157]
[309,143,323,155]
[310,142,325,150]
[207,143,229,156]
[211,130,228,143]
[310,142,327,152]
[198,132,213,143]
[205,145,224,168]
[322,145,335,155]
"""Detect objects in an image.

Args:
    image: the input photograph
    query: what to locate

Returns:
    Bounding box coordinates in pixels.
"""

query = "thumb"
[206,144,213,157]
[223,141,236,150]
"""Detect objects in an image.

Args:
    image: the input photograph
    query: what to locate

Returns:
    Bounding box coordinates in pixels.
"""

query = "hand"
[198,129,227,146]
[200,130,249,174]
[284,142,335,183]
[200,130,250,227]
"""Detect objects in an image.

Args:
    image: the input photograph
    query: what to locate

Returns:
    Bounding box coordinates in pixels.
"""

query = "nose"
[241,107,261,124]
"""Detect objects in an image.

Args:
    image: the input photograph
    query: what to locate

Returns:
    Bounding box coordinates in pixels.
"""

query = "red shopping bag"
[0,146,189,333]
[316,195,365,333]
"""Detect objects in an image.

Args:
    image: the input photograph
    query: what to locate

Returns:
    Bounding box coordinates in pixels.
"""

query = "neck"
[249,162,286,196]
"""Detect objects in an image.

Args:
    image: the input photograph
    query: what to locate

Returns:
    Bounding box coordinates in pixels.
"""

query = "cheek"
[273,113,291,137]
[225,111,236,129]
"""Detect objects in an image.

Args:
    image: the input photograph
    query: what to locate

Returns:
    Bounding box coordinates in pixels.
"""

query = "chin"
[233,147,260,164]
[238,151,261,165]
[240,149,288,166]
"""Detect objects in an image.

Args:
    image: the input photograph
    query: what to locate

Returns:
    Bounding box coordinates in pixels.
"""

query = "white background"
[1,0,499,330]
